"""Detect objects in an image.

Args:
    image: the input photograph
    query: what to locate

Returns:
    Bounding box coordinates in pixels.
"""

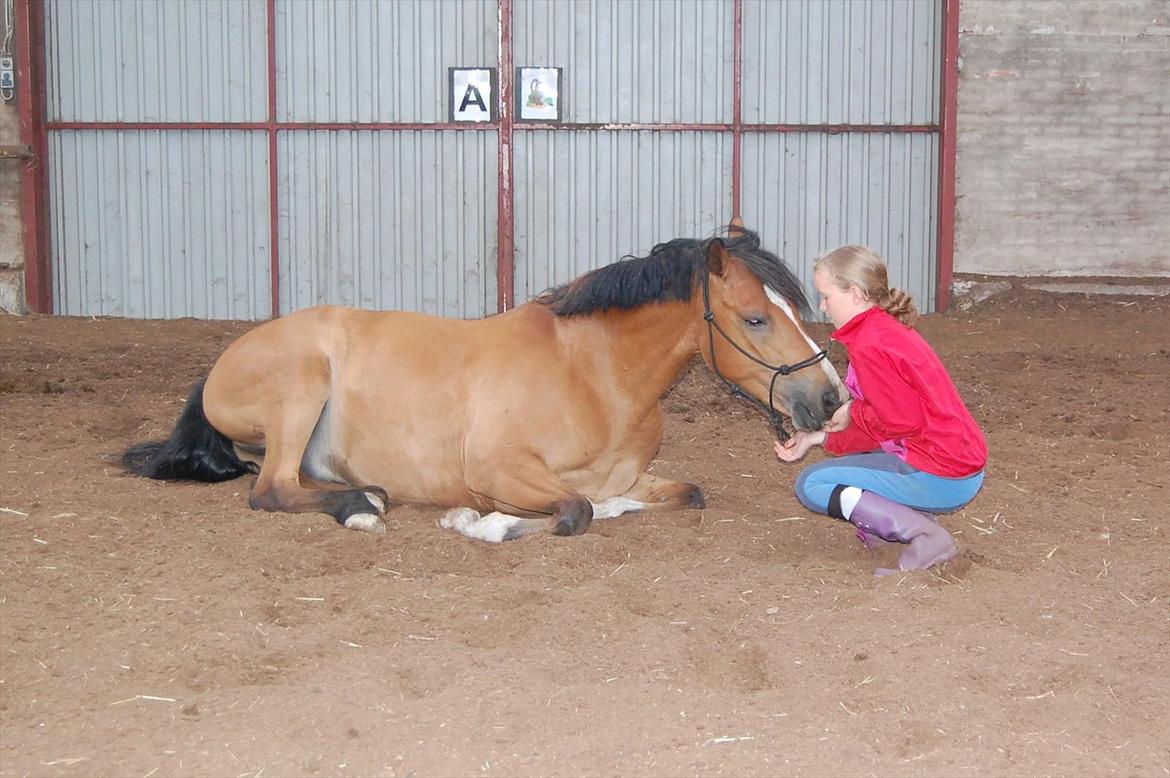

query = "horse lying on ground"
[123,226,845,540]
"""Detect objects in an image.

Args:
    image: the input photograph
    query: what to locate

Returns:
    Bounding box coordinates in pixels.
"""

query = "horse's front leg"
[440,450,593,542]
[615,471,706,511]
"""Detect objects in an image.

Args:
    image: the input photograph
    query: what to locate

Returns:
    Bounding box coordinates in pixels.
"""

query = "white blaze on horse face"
[764,286,847,394]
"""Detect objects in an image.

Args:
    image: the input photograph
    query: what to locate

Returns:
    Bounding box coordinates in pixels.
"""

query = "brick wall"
[955,0,1170,277]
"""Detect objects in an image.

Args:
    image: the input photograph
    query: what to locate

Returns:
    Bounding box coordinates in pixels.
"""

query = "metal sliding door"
[35,0,950,319]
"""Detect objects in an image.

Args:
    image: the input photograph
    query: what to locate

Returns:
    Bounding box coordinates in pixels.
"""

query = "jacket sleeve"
[824,423,881,456]
[846,344,925,442]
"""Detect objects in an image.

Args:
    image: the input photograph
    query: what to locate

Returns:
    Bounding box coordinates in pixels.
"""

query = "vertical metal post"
[496,0,514,312]
[266,0,281,318]
[731,0,743,223]
[15,0,49,313]
[936,0,960,311]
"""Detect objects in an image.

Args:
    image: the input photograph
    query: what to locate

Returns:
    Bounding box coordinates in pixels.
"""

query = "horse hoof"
[440,507,480,531]
[362,490,388,514]
[343,513,386,534]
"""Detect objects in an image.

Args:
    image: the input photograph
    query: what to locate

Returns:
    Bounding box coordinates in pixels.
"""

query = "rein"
[700,270,828,442]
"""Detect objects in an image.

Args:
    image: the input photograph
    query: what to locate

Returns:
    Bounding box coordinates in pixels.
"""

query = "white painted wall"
[955,0,1170,277]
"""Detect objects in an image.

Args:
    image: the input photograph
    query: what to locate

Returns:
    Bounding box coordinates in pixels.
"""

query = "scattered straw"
[704,736,755,746]
[109,694,177,706]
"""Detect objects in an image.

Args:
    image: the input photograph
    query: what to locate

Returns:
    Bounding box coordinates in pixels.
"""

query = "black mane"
[539,228,811,319]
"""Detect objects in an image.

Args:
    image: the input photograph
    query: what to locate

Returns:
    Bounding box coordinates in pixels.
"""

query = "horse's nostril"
[822,388,841,416]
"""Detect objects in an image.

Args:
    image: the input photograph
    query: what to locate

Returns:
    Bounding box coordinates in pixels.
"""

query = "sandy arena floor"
[1,286,1168,777]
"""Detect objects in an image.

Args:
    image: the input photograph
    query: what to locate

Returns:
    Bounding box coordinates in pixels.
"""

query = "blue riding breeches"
[795,452,985,516]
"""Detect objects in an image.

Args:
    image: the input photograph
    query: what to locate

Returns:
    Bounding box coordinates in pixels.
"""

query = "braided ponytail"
[876,287,918,326]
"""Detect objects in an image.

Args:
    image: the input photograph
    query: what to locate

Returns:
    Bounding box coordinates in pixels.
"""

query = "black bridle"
[701,270,829,441]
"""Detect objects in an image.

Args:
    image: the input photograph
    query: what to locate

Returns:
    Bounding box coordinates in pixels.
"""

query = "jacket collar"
[832,305,882,345]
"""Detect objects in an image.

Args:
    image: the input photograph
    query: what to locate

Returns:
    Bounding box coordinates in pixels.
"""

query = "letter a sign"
[449,68,496,122]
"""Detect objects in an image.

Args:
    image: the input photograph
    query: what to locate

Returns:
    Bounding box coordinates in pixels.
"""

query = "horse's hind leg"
[246,405,392,533]
[208,371,391,533]
[205,343,395,533]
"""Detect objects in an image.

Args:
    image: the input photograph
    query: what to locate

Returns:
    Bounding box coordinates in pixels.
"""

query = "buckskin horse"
[123,225,845,540]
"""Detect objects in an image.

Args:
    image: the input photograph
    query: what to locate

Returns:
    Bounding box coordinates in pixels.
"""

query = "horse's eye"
[744,317,766,328]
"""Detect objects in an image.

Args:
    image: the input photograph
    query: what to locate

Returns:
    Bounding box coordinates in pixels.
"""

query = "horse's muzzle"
[789,387,845,431]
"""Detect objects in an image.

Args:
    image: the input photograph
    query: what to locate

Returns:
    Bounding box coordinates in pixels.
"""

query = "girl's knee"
[794,468,832,515]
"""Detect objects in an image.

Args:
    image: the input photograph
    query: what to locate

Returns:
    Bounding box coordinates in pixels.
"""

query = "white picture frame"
[449,67,496,123]
[517,67,562,122]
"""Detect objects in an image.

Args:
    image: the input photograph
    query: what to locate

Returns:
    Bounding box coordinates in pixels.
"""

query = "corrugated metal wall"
[44,0,270,318]
[513,0,732,123]
[743,132,938,305]
[278,0,496,123]
[45,0,268,123]
[742,0,941,309]
[48,130,270,319]
[515,131,731,298]
[279,130,497,316]
[42,0,943,319]
[511,1,734,299]
[276,0,499,317]
[743,0,939,125]
[45,0,270,318]
[44,0,500,319]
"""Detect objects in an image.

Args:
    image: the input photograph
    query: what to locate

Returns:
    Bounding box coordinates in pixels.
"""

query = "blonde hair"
[814,245,918,326]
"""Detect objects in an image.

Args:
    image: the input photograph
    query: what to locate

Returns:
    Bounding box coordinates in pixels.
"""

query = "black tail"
[122,379,250,483]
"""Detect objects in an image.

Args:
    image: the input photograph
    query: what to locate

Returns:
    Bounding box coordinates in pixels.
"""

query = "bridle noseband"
[700,269,828,442]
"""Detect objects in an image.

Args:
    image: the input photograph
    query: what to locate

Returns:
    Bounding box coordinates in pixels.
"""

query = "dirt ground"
[1,286,1168,778]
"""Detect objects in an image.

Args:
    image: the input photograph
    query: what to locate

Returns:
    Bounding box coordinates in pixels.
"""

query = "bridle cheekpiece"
[700,266,828,442]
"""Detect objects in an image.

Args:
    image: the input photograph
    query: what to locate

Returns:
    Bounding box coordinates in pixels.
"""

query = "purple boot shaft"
[848,491,958,576]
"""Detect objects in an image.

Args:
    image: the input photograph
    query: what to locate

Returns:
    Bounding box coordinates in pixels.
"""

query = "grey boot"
[848,491,958,576]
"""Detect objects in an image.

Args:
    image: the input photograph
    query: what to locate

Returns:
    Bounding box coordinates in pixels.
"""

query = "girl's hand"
[822,400,852,432]
[773,431,826,462]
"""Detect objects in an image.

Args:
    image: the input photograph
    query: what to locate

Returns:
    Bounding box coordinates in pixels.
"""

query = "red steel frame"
[15,0,50,314]
[731,0,743,220]
[497,0,515,311]
[936,0,961,311]
[19,0,961,316]
[266,0,279,317]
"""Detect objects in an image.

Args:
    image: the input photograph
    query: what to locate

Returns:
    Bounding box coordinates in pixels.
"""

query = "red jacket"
[825,306,987,477]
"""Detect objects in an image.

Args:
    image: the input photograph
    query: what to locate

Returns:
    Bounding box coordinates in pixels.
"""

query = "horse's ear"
[706,237,728,277]
[728,215,746,236]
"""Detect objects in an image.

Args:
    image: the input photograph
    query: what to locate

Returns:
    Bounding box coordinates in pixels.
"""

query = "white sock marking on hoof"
[344,513,386,534]
[363,492,386,513]
[439,507,521,543]
[590,497,649,519]
[440,507,480,531]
